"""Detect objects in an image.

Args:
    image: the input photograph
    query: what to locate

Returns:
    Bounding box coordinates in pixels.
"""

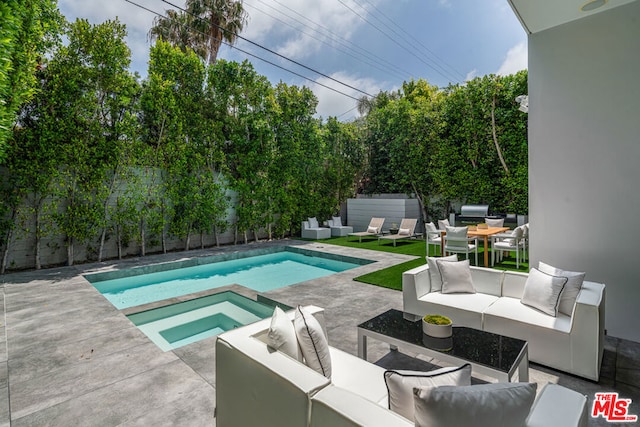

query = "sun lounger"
[347,217,385,242]
[378,218,419,246]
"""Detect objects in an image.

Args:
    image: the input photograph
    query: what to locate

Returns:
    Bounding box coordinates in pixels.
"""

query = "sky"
[57,0,528,121]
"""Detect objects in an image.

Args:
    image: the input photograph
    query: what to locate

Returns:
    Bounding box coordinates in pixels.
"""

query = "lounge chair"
[378,218,419,246]
[347,217,385,242]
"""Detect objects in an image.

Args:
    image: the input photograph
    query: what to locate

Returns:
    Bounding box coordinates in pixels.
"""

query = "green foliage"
[0,0,63,159]
[361,72,528,218]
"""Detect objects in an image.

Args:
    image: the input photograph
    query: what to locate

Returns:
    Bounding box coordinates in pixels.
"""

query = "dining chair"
[437,218,450,230]
[424,221,441,256]
[491,225,524,268]
[485,217,505,227]
[444,226,478,265]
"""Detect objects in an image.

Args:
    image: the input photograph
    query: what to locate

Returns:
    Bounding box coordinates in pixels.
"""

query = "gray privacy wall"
[528,1,640,342]
[347,196,422,233]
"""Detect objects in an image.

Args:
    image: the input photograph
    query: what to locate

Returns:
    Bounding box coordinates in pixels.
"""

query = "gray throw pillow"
[426,254,458,292]
[413,382,537,427]
[438,259,476,294]
[521,268,568,317]
[384,364,471,422]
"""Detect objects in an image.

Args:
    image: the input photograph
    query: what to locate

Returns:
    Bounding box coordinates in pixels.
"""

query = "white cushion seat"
[419,292,499,330]
[329,347,389,404]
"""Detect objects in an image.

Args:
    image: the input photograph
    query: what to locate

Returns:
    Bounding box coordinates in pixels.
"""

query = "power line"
[336,0,458,84]
[123,0,363,101]
[161,0,374,98]
[251,0,413,81]
[356,0,466,82]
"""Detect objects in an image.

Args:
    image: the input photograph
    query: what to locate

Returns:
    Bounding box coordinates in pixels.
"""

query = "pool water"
[87,248,367,309]
[128,291,282,351]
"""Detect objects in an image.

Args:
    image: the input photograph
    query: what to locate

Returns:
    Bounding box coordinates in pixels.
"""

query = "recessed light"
[581,0,608,12]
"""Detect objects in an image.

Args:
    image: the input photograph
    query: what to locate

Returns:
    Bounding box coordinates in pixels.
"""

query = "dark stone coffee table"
[357,309,529,382]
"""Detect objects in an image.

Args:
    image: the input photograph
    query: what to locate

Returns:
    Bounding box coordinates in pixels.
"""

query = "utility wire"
[123,0,362,101]
[244,0,408,81]
[252,0,413,81]
[161,0,374,98]
[336,0,457,84]
[356,0,466,82]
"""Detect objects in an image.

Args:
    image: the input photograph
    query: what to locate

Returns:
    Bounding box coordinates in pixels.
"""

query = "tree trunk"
[268,224,272,241]
[214,225,220,247]
[491,94,510,176]
[200,231,205,250]
[67,237,74,266]
[35,205,42,270]
[1,227,14,274]
[140,217,146,256]
[117,224,123,260]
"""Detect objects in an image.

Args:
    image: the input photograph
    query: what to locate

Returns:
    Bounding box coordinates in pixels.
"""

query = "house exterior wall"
[528,1,640,341]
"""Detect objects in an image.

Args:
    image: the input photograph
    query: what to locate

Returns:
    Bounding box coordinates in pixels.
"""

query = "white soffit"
[507,0,639,33]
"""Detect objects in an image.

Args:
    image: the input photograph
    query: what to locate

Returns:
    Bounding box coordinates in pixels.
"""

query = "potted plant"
[422,314,452,338]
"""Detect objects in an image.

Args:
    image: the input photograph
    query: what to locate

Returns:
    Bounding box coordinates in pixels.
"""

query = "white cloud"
[465,69,478,81]
[243,0,375,60]
[308,71,389,120]
[497,42,528,75]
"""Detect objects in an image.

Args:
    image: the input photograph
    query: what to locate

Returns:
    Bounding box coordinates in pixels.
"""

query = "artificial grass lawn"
[315,235,528,291]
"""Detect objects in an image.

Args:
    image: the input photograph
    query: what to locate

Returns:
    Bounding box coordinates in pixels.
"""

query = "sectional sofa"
[402,263,605,381]
[215,305,589,427]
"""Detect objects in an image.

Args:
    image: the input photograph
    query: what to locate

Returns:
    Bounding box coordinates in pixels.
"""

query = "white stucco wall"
[528,1,640,342]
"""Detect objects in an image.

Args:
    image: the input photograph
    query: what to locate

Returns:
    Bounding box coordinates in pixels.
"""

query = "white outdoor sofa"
[402,264,606,381]
[215,305,588,427]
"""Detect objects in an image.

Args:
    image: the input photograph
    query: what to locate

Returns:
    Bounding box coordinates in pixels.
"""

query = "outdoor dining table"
[440,226,510,267]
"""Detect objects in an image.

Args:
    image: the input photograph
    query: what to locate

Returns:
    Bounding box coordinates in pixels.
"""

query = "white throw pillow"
[367,225,378,233]
[331,216,342,227]
[398,227,411,236]
[426,254,458,292]
[437,219,450,230]
[521,268,568,316]
[294,306,331,378]
[413,382,537,427]
[267,306,302,361]
[384,364,471,422]
[438,259,476,294]
[308,217,319,228]
[538,261,586,316]
[425,222,437,233]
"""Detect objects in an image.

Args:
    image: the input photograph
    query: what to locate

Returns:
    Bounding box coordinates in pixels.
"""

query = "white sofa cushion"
[538,261,586,316]
[419,292,499,330]
[413,382,537,427]
[426,254,458,292]
[469,267,504,296]
[329,347,389,405]
[308,217,319,228]
[268,306,302,361]
[384,364,471,422]
[521,268,568,317]
[332,216,342,227]
[295,306,332,378]
[483,296,572,334]
[438,259,475,294]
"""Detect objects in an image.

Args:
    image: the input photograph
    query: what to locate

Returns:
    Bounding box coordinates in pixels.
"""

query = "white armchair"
[327,216,353,237]
[302,217,331,239]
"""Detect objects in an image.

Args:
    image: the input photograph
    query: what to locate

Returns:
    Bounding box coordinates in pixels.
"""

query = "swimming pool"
[127,291,286,351]
[86,247,371,309]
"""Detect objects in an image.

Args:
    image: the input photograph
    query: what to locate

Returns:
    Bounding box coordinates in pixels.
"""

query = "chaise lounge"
[348,217,385,242]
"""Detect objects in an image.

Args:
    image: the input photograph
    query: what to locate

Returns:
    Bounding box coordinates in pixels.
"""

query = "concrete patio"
[0,240,638,426]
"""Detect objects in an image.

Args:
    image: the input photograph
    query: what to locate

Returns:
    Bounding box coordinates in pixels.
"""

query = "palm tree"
[149,0,248,65]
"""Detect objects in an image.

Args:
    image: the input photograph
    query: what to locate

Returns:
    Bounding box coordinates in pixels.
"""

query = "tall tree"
[150,0,248,65]
[0,0,62,159]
